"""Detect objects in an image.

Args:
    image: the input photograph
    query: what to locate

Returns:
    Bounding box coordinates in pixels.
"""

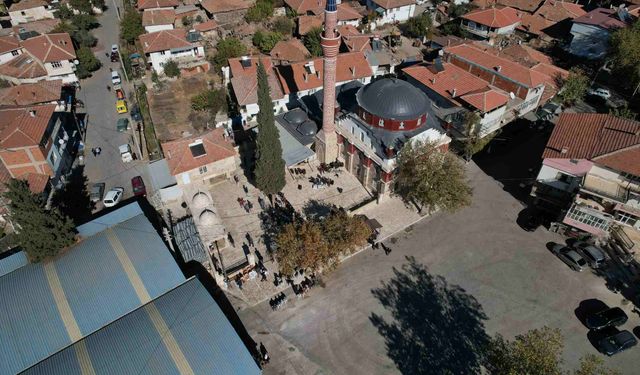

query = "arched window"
[378,119,384,127]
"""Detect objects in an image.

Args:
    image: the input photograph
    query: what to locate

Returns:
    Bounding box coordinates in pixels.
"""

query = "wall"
[478,105,507,136]
[44,60,76,80]
[148,46,204,74]
[536,163,581,192]
[9,6,55,25]
[177,156,236,185]
[145,24,174,33]
[0,49,21,65]
[367,1,415,25]
[338,19,360,28]
[568,23,610,59]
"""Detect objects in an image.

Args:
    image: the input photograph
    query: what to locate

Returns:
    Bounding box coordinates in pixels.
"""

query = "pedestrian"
[91,148,97,157]
[233,175,239,184]
[259,343,270,364]
[105,52,109,58]
[243,184,248,194]
[381,243,391,255]
[106,85,111,92]
[96,147,102,155]
[246,233,254,247]
[227,232,235,247]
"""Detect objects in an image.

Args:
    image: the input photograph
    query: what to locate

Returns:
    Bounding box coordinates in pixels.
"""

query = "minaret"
[315,0,340,164]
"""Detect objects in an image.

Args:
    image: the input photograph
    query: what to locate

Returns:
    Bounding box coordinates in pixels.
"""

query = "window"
[566,205,610,231]
[11,50,19,56]
[199,165,208,174]
[49,152,57,165]
[21,11,26,15]
[351,126,355,134]
[160,51,166,55]
[399,121,405,130]
[51,61,63,69]
[615,211,638,226]
[378,119,384,127]
[360,132,364,142]
[417,117,421,126]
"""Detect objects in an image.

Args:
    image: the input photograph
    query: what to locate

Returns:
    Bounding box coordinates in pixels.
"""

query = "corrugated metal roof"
[147,159,177,191]
[173,216,209,264]
[0,250,28,277]
[23,278,262,375]
[0,204,185,374]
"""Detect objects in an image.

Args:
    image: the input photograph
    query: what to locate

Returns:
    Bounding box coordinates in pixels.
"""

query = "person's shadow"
[370,256,490,374]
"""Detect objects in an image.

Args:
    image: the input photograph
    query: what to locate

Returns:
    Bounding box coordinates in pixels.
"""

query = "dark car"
[131,176,146,196]
[597,330,637,356]
[130,104,142,122]
[586,307,628,330]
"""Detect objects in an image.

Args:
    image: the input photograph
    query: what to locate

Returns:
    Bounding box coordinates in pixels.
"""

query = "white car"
[103,187,124,208]
[111,70,121,85]
[587,88,611,100]
[111,44,119,54]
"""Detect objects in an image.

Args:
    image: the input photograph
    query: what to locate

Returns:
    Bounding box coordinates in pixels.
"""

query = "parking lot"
[237,162,640,375]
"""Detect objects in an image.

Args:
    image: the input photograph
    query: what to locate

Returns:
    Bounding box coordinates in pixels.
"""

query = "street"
[237,161,640,375]
[77,1,150,202]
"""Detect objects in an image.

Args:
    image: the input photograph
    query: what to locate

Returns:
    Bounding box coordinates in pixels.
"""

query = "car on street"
[130,104,142,122]
[573,241,607,269]
[597,330,637,356]
[131,176,146,196]
[116,99,128,114]
[587,87,611,100]
[90,182,105,203]
[586,307,628,330]
[115,88,125,100]
[119,144,133,163]
[103,187,124,208]
[111,44,119,54]
[117,118,129,132]
[111,70,121,85]
[552,244,587,272]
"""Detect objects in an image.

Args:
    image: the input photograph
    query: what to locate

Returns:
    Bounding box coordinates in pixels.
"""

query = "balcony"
[581,180,628,204]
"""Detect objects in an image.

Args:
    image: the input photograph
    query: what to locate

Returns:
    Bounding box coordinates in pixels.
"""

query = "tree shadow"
[370,256,490,374]
[301,199,335,220]
[258,201,302,254]
[51,165,94,225]
[231,122,257,184]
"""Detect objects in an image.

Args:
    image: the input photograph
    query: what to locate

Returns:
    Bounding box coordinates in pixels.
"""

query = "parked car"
[130,104,142,122]
[111,70,121,85]
[90,182,105,203]
[551,244,587,272]
[573,241,607,269]
[586,307,628,330]
[103,187,124,208]
[587,87,611,100]
[115,88,125,100]
[116,99,128,114]
[117,118,129,132]
[111,44,119,54]
[597,330,637,356]
[131,176,146,196]
[119,144,133,163]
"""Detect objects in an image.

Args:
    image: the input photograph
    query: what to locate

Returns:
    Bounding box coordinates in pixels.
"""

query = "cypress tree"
[254,61,286,194]
[4,179,77,262]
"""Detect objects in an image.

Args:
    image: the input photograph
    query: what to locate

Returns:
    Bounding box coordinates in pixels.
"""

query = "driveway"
[76,0,150,202]
[237,162,640,375]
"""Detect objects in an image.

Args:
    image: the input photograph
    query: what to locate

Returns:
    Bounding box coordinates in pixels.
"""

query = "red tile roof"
[338,25,372,52]
[498,44,553,67]
[142,9,176,26]
[276,51,372,94]
[200,0,251,14]
[543,113,640,175]
[496,0,542,13]
[229,56,285,106]
[446,44,549,87]
[573,7,627,30]
[21,33,76,63]
[161,128,236,175]
[139,29,191,53]
[22,173,49,193]
[0,36,20,55]
[0,80,62,107]
[535,0,586,22]
[270,39,311,63]
[194,19,218,32]
[0,104,56,149]
[285,0,325,14]
[137,0,178,10]
[518,12,554,36]
[298,14,324,35]
[337,2,363,20]
[11,19,60,35]
[460,88,510,112]
[8,0,47,12]
[0,53,47,80]
[461,6,521,28]
[374,0,416,10]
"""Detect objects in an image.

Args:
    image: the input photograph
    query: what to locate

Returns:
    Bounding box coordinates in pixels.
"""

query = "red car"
[131,176,146,196]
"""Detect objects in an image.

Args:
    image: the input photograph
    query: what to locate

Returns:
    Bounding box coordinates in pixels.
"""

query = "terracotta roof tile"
[229,56,285,106]
[21,173,49,193]
[161,128,236,175]
[0,53,47,80]
[200,0,251,14]
[492,44,553,67]
[270,39,311,63]
[337,2,363,20]
[0,36,20,55]
[496,0,542,12]
[285,0,324,14]
[573,7,627,29]
[535,0,586,22]
[20,33,76,63]
[460,88,510,112]
[142,9,176,26]
[594,146,640,176]
[472,0,497,9]
[461,6,521,28]
[8,0,48,12]
[518,12,554,35]
[298,14,323,35]
[338,25,372,52]
[374,0,416,10]
[139,29,192,53]
[11,19,60,35]
[0,80,62,107]
[137,0,178,10]
[194,19,218,31]
[275,51,372,94]
[0,104,56,148]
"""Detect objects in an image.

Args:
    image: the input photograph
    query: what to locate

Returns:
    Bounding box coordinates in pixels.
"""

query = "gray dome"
[284,110,307,124]
[356,78,430,121]
[192,191,211,208]
[297,120,317,136]
[199,209,217,226]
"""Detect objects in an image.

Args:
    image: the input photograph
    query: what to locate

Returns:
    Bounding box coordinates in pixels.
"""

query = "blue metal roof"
[23,278,262,375]
[0,250,28,277]
[0,203,185,374]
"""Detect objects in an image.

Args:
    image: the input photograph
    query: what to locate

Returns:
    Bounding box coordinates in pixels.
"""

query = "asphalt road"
[76,1,150,205]
[237,161,640,375]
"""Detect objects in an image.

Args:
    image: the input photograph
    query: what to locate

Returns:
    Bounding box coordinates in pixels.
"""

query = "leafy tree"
[212,37,247,70]
[69,0,93,14]
[609,104,637,120]
[246,0,273,23]
[304,27,323,57]
[405,14,432,39]
[51,166,94,225]
[181,15,193,27]
[0,79,11,88]
[320,210,371,255]
[3,179,76,262]
[196,15,203,23]
[163,59,180,77]
[272,16,294,35]
[610,20,640,90]
[191,88,227,115]
[120,9,144,45]
[574,354,620,375]
[395,140,472,213]
[76,46,101,78]
[253,30,283,53]
[254,61,286,194]
[448,2,473,17]
[462,111,494,160]
[71,14,99,30]
[558,68,589,105]
[57,4,74,19]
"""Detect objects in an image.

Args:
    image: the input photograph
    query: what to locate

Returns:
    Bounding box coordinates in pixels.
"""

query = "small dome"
[284,109,308,124]
[356,78,430,121]
[199,209,217,226]
[192,191,211,208]
[297,120,317,136]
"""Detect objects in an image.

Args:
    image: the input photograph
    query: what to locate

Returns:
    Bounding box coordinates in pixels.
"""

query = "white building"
[139,29,206,75]
[142,9,176,33]
[568,7,630,60]
[8,0,56,26]
[459,7,521,40]
[0,36,22,65]
[366,0,416,27]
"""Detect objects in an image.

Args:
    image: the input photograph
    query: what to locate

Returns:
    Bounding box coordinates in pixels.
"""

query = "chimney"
[561,147,568,154]
[385,146,395,158]
[29,109,36,117]
[306,60,316,74]
[494,65,502,72]
[431,78,436,84]
[451,88,457,97]
[350,66,356,77]
[303,73,308,82]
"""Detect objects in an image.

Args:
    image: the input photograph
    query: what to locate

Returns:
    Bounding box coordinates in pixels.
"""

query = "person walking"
[243,184,249,194]
[259,343,270,364]
[106,85,111,92]
[381,243,391,255]
[233,175,239,184]
[91,148,97,157]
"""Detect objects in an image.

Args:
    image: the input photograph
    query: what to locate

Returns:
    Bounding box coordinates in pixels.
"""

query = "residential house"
[337,2,365,27]
[137,0,178,10]
[161,128,237,186]
[0,104,80,191]
[139,29,207,75]
[298,14,324,35]
[459,7,521,39]
[568,7,634,59]
[285,0,324,15]
[295,3,363,33]
[270,38,311,65]
[8,0,55,26]
[532,113,640,239]
[366,0,416,26]
[0,36,22,65]
[142,8,176,32]
[0,33,78,85]
[199,0,251,24]
[496,0,542,13]
[518,0,586,41]
[0,79,70,111]
[11,18,61,37]
[193,19,219,37]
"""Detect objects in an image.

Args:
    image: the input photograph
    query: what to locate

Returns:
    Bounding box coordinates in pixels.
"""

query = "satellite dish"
[73,59,79,65]
[509,92,515,99]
